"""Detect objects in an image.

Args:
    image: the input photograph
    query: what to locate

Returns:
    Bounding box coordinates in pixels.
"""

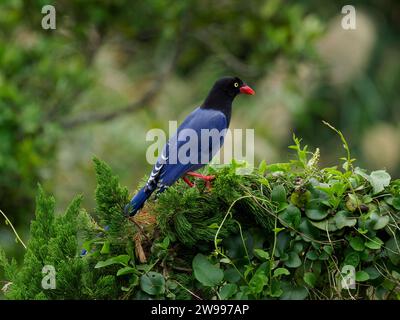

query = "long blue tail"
[124,186,153,216]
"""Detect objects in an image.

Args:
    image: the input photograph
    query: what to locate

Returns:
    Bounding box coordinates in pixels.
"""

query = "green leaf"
[369,170,391,194]
[253,249,270,261]
[271,185,287,204]
[365,237,383,250]
[323,245,334,255]
[355,271,370,282]
[273,227,285,234]
[318,251,330,260]
[270,279,283,297]
[364,266,380,280]
[192,254,223,287]
[279,204,301,228]
[349,237,365,252]
[284,251,302,268]
[248,263,268,294]
[334,210,357,229]
[344,252,360,267]
[303,272,317,288]
[140,272,165,295]
[273,267,290,277]
[94,254,130,268]
[392,197,400,210]
[220,258,231,264]
[386,236,400,266]
[275,231,290,258]
[280,282,308,300]
[224,267,241,283]
[258,160,267,175]
[305,201,329,221]
[100,241,110,254]
[310,217,338,232]
[117,266,137,276]
[306,251,318,261]
[219,283,238,300]
[356,169,391,194]
[298,218,320,241]
[368,212,390,231]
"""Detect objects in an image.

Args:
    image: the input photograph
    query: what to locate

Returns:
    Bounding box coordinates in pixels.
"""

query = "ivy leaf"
[334,210,357,229]
[364,266,380,280]
[192,254,223,287]
[140,272,165,295]
[310,217,338,232]
[365,237,383,250]
[305,201,329,221]
[323,245,334,255]
[298,218,320,241]
[368,212,390,231]
[369,170,391,194]
[280,282,308,300]
[306,251,318,261]
[392,197,400,210]
[303,272,317,288]
[356,168,391,194]
[271,185,287,204]
[219,284,238,300]
[279,204,301,228]
[270,279,283,297]
[248,263,268,294]
[284,251,302,268]
[224,267,241,283]
[386,236,400,266]
[355,271,370,282]
[349,236,365,252]
[344,252,360,267]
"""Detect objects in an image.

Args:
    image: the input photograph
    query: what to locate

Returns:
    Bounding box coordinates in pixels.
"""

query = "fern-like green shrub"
[1,138,400,300]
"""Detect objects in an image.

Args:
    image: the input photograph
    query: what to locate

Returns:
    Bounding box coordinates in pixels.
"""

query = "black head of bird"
[201,76,255,119]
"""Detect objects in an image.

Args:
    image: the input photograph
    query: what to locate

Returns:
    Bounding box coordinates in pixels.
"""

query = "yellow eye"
[234,82,239,87]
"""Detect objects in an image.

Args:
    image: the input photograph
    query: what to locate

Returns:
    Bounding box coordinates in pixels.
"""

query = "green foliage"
[0,160,134,299]
[0,187,93,299]
[93,157,130,237]
[0,0,323,234]
[2,139,400,300]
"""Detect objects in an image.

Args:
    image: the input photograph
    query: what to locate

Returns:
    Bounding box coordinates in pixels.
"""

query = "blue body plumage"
[125,77,255,216]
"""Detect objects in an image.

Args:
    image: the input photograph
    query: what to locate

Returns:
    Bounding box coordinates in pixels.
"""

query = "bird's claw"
[183,172,216,190]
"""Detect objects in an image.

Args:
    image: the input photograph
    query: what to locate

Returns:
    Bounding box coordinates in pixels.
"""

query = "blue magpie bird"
[124,76,255,216]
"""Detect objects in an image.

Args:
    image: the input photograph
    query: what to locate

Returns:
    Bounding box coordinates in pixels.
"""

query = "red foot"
[182,176,194,187]
[183,172,216,190]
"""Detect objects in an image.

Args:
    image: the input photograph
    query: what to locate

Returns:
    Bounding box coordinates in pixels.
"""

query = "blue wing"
[145,107,228,191]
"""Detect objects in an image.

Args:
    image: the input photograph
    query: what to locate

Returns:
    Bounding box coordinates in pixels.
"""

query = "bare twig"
[60,50,179,129]
[59,23,184,129]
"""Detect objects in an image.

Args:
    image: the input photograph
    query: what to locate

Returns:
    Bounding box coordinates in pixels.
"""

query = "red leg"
[186,171,215,181]
[186,172,215,190]
[182,176,194,187]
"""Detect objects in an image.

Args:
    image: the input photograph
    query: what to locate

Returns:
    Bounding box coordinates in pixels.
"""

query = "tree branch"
[60,49,179,129]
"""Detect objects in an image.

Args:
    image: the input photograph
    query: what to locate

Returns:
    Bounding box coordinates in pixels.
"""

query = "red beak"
[239,85,255,95]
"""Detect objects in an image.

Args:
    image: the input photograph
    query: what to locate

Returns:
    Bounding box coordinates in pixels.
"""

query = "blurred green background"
[0,0,399,259]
